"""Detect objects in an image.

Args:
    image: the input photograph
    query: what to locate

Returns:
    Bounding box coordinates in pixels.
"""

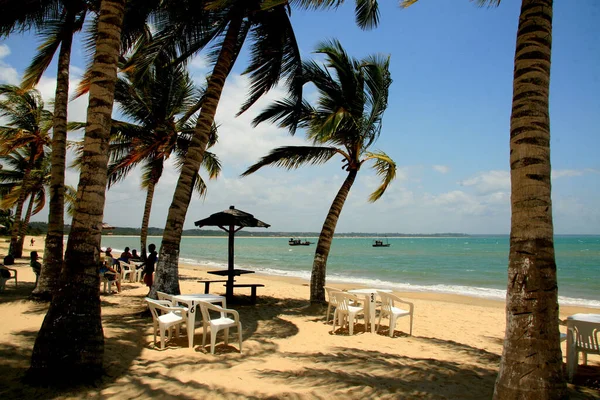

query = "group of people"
[100,244,157,294]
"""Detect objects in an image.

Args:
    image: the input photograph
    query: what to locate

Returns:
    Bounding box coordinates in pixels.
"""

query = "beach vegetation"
[0,85,52,259]
[0,0,93,300]
[146,0,304,298]
[242,39,396,304]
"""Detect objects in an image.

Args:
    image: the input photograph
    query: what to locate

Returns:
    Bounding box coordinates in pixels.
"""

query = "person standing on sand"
[143,243,157,291]
[30,238,35,247]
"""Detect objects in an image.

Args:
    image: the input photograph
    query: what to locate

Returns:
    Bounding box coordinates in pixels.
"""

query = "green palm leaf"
[241,146,340,176]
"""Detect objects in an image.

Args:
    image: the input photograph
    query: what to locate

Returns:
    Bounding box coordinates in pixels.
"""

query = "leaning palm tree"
[101,44,221,260]
[28,0,127,382]
[242,40,396,304]
[0,85,52,258]
[145,0,303,297]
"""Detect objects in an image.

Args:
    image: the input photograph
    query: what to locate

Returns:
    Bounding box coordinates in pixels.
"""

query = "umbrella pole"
[226,224,235,301]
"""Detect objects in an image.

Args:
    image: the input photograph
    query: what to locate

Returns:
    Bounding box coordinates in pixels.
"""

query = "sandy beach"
[1,235,598,399]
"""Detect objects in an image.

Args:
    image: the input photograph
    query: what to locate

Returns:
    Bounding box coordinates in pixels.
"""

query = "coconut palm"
[0,84,52,258]
[144,0,303,297]
[28,0,127,382]
[242,40,396,304]
[103,45,221,260]
[0,150,51,245]
[1,0,160,299]
[1,0,93,298]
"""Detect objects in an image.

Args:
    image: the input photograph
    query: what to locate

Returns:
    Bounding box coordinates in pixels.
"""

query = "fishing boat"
[289,238,312,246]
[372,238,390,247]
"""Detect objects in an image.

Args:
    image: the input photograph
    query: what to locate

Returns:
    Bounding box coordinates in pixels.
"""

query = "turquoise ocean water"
[100,235,600,308]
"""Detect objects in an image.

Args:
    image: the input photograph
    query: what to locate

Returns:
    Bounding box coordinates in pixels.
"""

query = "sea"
[100,235,600,308]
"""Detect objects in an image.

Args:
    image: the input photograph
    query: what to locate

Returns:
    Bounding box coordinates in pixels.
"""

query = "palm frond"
[241,146,339,177]
[362,150,396,202]
[21,18,64,89]
[238,4,302,116]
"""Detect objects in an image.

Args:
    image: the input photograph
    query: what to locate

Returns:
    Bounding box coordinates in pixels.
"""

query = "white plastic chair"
[377,292,414,337]
[157,291,175,305]
[197,300,242,354]
[331,291,364,335]
[120,262,135,282]
[101,271,118,294]
[0,266,17,292]
[324,286,343,323]
[567,320,599,380]
[146,298,188,349]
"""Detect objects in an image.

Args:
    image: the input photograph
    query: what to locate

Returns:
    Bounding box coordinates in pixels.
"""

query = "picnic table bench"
[226,283,265,304]
[197,279,230,294]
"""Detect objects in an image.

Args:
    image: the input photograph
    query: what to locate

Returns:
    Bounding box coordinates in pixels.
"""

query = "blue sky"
[1,1,599,234]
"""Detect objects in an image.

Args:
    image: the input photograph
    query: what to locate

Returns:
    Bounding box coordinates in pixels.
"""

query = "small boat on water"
[372,239,390,247]
[289,238,312,246]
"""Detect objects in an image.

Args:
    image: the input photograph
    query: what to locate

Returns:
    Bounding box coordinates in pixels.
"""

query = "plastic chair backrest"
[157,291,174,305]
[574,321,600,353]
[324,286,342,306]
[378,292,397,314]
[146,298,163,321]
[332,291,357,313]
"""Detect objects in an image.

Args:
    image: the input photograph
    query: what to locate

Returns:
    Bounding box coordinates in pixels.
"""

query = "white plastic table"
[566,313,600,381]
[173,294,226,348]
[348,288,392,333]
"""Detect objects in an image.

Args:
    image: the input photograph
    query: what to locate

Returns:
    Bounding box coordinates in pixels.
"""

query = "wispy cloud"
[458,170,510,195]
[432,165,450,174]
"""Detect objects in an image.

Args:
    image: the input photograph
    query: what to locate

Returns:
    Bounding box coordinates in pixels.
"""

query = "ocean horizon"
[99,234,600,309]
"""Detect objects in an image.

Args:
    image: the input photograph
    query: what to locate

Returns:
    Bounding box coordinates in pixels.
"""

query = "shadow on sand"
[0,293,598,399]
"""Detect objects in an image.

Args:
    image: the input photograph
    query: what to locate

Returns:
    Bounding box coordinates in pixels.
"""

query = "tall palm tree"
[28,0,126,382]
[0,0,92,298]
[242,40,396,304]
[1,0,158,299]
[0,84,52,258]
[146,0,303,297]
[105,44,221,260]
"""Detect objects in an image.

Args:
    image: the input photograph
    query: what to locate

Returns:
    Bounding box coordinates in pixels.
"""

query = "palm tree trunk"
[493,1,566,399]
[17,192,35,251]
[150,13,245,298]
[310,169,357,304]
[28,0,125,382]
[140,177,158,261]
[8,167,32,258]
[34,18,74,300]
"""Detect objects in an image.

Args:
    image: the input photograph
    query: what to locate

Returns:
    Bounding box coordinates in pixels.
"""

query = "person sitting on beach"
[99,261,121,293]
[130,249,141,261]
[143,243,158,291]
[105,247,120,271]
[30,251,42,288]
[119,247,132,264]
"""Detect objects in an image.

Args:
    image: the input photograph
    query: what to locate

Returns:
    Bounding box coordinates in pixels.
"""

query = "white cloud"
[432,165,449,174]
[459,170,510,195]
[0,44,19,85]
[552,169,586,179]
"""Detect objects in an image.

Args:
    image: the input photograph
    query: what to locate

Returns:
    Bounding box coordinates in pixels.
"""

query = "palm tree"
[0,0,93,298]
[28,0,127,382]
[0,85,52,258]
[146,0,303,297]
[0,150,51,247]
[488,0,565,397]
[106,45,221,260]
[242,40,396,304]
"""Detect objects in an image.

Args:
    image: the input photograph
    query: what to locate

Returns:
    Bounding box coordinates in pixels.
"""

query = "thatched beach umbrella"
[194,205,270,299]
